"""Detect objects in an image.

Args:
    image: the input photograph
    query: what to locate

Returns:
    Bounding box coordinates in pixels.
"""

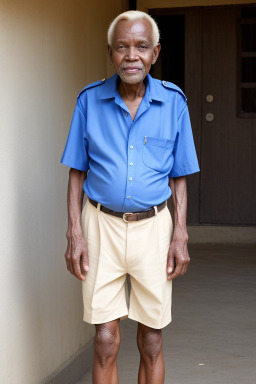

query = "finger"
[181,258,190,275]
[80,257,88,278]
[66,258,71,273]
[81,249,89,273]
[65,253,70,271]
[69,241,76,276]
[73,257,86,281]
[180,250,190,275]
[167,262,183,280]
[68,247,74,275]
[64,244,71,272]
[69,260,74,275]
[180,264,187,275]
[166,250,174,276]
[180,259,188,275]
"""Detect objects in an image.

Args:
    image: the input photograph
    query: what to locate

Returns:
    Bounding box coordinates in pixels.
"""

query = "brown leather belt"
[88,198,167,222]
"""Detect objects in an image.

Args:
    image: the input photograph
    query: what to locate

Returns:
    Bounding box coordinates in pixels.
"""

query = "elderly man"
[60,10,200,384]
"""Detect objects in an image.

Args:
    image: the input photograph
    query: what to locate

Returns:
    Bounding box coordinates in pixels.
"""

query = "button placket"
[124,124,136,210]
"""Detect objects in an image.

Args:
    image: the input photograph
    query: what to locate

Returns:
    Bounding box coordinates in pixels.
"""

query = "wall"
[0,1,124,383]
[138,0,256,11]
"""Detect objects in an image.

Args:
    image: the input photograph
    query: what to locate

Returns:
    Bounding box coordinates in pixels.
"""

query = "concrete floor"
[76,243,256,384]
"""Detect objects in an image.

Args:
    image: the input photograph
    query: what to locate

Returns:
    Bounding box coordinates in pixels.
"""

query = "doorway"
[150,4,256,225]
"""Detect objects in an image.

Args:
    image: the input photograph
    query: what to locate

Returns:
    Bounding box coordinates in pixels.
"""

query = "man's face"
[108,18,160,85]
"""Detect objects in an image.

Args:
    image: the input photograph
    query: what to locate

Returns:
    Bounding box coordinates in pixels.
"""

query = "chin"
[119,71,145,85]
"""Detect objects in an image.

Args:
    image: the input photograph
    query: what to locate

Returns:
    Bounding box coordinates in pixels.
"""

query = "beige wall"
[0,1,125,383]
[138,0,256,11]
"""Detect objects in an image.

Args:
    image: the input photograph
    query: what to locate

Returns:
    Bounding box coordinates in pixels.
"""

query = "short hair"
[107,10,160,47]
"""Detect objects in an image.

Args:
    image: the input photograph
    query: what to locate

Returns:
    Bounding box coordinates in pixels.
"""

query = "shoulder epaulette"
[77,78,106,98]
[161,80,187,101]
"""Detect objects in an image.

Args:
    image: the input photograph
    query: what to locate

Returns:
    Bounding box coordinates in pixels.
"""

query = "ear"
[152,43,161,65]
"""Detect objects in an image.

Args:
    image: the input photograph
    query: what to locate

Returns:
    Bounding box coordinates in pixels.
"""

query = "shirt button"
[130,145,133,149]
[127,195,131,199]
[125,112,128,117]
[129,177,133,181]
[130,162,133,166]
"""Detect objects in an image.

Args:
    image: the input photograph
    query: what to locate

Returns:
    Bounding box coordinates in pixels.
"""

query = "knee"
[137,327,163,364]
[94,323,120,367]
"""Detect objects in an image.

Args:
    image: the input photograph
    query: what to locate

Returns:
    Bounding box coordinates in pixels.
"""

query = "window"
[237,8,256,117]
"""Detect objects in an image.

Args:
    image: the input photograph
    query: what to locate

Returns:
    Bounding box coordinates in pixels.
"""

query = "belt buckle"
[123,212,133,223]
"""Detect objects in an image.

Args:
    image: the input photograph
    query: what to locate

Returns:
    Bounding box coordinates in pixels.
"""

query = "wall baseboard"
[187,225,256,244]
[40,339,94,384]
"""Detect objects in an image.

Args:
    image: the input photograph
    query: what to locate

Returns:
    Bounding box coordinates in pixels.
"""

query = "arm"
[166,176,190,280]
[64,168,89,281]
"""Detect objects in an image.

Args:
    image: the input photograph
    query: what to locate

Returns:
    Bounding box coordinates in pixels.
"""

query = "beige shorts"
[81,199,173,329]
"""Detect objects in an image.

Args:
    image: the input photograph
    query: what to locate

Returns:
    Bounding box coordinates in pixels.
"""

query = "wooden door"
[150,5,256,225]
[201,6,256,224]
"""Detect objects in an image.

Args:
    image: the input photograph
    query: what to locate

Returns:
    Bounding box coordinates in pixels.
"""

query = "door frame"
[149,7,203,224]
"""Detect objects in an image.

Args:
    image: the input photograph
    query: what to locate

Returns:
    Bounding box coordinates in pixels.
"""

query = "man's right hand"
[65,231,89,281]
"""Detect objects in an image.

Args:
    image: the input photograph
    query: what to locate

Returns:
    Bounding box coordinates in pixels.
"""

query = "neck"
[118,79,146,101]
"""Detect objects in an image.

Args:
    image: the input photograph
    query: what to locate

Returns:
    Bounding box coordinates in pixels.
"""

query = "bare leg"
[137,322,165,384]
[92,319,121,384]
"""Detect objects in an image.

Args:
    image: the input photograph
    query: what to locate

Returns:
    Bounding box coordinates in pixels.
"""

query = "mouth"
[122,67,142,74]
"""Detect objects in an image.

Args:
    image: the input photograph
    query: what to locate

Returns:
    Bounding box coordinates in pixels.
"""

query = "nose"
[126,47,138,61]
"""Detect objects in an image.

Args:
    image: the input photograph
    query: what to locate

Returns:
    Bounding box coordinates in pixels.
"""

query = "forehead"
[113,18,153,43]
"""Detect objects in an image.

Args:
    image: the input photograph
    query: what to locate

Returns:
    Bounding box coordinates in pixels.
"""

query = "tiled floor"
[76,244,256,384]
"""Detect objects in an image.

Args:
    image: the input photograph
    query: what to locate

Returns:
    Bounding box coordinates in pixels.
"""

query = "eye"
[138,45,147,51]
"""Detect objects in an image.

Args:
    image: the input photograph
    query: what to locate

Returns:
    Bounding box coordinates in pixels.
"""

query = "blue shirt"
[60,73,200,212]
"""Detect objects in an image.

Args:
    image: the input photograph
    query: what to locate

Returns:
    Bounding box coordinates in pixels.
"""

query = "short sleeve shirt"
[60,73,200,212]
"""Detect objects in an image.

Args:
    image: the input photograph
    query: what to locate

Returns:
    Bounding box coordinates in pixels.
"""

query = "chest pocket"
[142,136,175,173]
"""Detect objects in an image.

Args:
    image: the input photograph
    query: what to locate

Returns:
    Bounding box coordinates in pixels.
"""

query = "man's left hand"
[166,238,190,280]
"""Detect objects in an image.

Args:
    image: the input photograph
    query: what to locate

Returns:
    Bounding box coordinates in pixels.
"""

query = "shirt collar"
[99,73,118,99]
[99,72,168,102]
[147,73,169,102]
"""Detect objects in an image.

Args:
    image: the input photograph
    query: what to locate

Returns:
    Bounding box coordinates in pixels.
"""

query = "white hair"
[107,10,160,47]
